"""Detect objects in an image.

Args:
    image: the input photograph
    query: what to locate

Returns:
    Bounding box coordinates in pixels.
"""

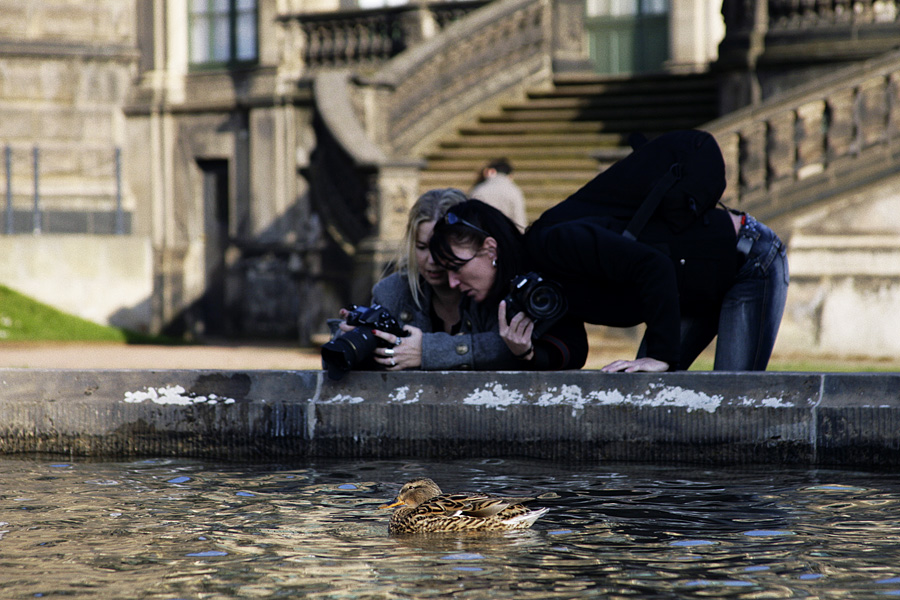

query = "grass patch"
[0,285,179,344]
[689,355,900,372]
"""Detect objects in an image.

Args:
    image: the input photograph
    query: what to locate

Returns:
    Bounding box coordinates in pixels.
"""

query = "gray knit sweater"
[371,272,519,370]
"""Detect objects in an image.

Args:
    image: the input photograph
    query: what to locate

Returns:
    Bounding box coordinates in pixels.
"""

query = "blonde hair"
[399,188,467,309]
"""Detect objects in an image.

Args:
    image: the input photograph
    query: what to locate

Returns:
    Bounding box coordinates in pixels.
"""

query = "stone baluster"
[826,87,858,163]
[795,100,827,180]
[738,122,768,203]
[766,112,797,196]
[832,0,853,21]
[856,76,890,151]
[888,72,900,143]
[717,132,741,207]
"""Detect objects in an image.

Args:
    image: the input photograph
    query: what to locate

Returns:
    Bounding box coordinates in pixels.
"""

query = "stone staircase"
[418,72,720,222]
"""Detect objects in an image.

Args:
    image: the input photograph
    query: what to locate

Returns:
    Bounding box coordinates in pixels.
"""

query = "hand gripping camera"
[321,304,407,380]
[503,272,568,339]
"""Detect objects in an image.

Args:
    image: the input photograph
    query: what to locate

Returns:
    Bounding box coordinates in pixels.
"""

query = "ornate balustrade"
[718,0,900,109]
[767,0,900,26]
[720,0,900,67]
[707,49,900,223]
[278,1,488,72]
[359,0,563,156]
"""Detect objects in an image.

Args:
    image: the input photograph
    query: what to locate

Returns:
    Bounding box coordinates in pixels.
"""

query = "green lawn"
[0,285,173,344]
[689,354,900,373]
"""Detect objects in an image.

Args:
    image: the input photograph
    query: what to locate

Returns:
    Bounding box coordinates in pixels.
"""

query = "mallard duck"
[379,477,549,534]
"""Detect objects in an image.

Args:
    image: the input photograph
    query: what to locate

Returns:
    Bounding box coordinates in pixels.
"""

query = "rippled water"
[1,457,900,599]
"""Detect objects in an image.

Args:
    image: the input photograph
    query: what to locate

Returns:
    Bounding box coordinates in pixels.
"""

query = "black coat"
[526,199,738,368]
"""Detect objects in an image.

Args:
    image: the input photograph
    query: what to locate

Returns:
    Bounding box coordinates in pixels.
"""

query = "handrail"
[706,48,900,222]
[360,0,556,156]
[313,71,388,168]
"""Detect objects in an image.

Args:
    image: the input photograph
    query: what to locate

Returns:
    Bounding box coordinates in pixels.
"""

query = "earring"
[492,259,497,268]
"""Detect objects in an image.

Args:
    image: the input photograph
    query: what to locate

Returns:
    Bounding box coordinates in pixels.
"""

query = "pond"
[1,456,899,599]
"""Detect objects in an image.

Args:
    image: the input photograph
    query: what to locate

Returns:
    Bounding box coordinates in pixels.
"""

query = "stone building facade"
[1,0,898,360]
[0,1,152,330]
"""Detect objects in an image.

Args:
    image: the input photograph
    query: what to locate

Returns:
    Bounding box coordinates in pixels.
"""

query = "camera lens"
[527,282,566,321]
[321,327,380,379]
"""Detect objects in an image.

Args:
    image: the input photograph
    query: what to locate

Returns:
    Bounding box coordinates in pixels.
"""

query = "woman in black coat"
[524,132,788,372]
[429,200,588,370]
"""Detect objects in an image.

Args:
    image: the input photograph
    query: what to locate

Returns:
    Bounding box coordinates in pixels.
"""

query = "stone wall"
[777,176,900,359]
[1,369,899,467]
[0,0,138,233]
[0,235,153,331]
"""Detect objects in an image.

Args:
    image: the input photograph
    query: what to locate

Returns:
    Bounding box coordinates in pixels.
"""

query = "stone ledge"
[0,369,897,466]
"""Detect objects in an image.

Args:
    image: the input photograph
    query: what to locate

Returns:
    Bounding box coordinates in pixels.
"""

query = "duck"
[379,477,549,534]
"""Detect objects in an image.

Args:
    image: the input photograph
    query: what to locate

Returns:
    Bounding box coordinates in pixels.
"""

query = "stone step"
[542,73,717,97]
[425,145,604,159]
[479,104,715,123]
[457,117,706,135]
[436,132,628,147]
[417,72,719,213]
[420,169,597,185]
[423,156,599,172]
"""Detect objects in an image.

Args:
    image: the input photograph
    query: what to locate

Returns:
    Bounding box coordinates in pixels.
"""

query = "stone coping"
[0,369,897,466]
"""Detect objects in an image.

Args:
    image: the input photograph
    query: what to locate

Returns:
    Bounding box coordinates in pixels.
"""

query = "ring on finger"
[384,348,395,357]
[390,357,396,367]
[394,337,402,346]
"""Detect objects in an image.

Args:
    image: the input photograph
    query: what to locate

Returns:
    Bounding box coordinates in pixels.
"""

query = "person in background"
[341,188,523,371]
[429,199,588,370]
[470,158,527,232]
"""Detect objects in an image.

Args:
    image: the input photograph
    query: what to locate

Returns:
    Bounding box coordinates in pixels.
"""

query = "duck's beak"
[379,499,405,509]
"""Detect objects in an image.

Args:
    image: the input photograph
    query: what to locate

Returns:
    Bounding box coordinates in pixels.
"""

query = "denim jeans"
[677,213,789,370]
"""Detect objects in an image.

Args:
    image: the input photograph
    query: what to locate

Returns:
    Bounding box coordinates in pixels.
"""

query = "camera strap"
[622,162,682,241]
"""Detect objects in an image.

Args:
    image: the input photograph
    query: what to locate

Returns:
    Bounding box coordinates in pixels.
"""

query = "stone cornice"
[0,38,139,61]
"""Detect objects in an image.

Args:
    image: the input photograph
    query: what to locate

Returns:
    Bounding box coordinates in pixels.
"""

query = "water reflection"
[0,457,899,598]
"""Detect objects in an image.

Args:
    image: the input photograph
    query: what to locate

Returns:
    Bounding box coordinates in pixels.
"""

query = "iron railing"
[1,145,126,235]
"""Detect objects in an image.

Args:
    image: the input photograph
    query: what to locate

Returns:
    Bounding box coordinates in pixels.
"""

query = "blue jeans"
[677,214,789,370]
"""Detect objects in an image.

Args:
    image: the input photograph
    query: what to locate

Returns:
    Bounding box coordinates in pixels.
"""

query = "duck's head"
[379,477,442,509]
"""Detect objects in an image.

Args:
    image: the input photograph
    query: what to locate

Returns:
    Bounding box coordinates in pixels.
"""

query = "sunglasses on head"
[445,211,490,238]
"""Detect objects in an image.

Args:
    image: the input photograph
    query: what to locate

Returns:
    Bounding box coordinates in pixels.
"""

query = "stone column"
[354,161,422,300]
[551,0,591,72]
[715,0,768,112]
[669,0,725,73]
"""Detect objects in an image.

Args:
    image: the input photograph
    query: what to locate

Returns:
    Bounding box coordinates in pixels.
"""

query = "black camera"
[503,272,568,339]
[321,303,407,380]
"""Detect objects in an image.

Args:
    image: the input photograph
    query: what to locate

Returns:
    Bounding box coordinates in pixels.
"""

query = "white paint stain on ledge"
[123,385,236,406]
[321,394,366,404]
[462,383,525,410]
[746,397,796,408]
[465,383,726,414]
[388,385,423,404]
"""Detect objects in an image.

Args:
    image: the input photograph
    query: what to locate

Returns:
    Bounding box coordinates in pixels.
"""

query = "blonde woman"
[348,188,522,371]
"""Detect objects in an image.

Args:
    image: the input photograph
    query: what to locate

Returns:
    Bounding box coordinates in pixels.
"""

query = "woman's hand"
[337,308,355,333]
[601,357,669,373]
[373,325,422,370]
[498,300,534,358]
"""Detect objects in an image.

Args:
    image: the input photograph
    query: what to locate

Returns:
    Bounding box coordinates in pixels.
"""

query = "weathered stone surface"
[0,369,897,466]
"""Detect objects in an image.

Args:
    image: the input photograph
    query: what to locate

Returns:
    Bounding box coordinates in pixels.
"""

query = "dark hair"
[429,200,528,305]
[486,158,513,175]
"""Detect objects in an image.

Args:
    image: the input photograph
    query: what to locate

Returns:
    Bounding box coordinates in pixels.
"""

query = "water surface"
[1,457,899,598]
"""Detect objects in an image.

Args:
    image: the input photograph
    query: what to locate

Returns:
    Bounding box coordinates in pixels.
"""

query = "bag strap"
[622,163,682,241]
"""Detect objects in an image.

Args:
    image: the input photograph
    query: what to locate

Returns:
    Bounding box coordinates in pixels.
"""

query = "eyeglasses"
[445,212,490,238]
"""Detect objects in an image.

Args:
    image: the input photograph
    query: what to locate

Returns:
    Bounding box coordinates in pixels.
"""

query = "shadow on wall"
[147,188,352,345]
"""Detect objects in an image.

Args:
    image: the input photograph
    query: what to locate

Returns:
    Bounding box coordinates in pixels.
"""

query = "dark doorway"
[197,159,230,336]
